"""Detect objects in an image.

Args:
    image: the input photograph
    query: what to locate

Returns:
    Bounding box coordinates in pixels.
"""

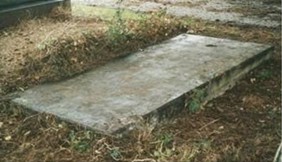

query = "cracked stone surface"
[12,34,273,135]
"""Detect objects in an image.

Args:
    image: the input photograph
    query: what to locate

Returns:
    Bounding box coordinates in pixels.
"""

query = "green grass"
[72,4,147,21]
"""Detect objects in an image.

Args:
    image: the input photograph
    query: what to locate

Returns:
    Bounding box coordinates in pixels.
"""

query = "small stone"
[206,103,214,107]
[5,135,12,141]
[95,150,101,154]
[250,78,256,83]
[24,131,31,136]
[259,119,265,123]
[187,29,195,34]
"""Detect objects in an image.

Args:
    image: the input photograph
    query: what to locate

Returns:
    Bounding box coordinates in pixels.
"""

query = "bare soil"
[0,5,281,162]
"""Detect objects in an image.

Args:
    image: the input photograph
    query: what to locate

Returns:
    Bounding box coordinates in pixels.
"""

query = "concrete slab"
[12,34,273,135]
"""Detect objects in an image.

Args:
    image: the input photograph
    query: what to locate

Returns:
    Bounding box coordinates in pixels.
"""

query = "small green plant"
[194,139,211,150]
[68,130,92,153]
[109,147,123,161]
[257,69,272,80]
[107,9,129,45]
[36,36,56,51]
[187,89,206,113]
[106,0,133,47]
[159,133,173,147]
[153,133,174,160]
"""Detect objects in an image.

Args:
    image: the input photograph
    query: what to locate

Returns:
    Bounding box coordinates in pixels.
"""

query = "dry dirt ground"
[0,2,281,162]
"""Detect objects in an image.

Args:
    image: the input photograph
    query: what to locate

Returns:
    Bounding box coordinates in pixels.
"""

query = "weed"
[68,130,92,153]
[36,27,62,51]
[257,69,272,80]
[187,89,207,113]
[159,133,173,147]
[153,133,174,160]
[194,139,211,150]
[109,147,123,161]
[106,0,134,47]
[106,9,131,46]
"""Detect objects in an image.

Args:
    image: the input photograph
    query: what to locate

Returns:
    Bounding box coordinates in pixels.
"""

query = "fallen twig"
[132,158,156,162]
[199,119,220,131]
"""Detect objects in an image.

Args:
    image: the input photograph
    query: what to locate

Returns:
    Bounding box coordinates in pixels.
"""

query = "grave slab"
[12,34,273,135]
